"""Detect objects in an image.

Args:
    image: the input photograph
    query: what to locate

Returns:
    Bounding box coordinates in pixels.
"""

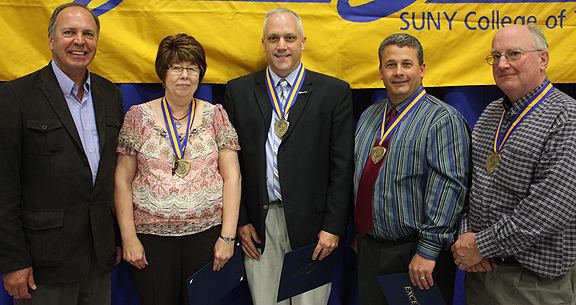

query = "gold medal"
[275,119,289,138]
[371,146,386,164]
[173,159,191,178]
[486,153,500,175]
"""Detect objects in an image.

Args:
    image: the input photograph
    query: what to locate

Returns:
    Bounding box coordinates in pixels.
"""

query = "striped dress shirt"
[460,79,576,278]
[354,87,471,259]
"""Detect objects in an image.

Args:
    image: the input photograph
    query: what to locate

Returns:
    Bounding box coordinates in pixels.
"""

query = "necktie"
[273,79,289,200]
[355,107,397,236]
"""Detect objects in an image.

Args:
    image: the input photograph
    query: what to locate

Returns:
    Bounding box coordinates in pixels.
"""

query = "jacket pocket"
[21,210,65,267]
[26,119,64,155]
[314,197,327,213]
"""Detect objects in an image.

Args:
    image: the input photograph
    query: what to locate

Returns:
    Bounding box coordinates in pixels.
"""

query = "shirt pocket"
[26,119,64,155]
[390,140,424,178]
[21,209,65,267]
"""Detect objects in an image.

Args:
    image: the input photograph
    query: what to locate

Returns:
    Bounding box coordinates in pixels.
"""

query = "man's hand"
[466,258,498,273]
[3,267,36,299]
[237,224,261,260]
[452,232,484,270]
[408,254,436,290]
[312,231,339,261]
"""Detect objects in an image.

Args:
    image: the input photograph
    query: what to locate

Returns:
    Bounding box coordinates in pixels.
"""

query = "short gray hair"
[378,33,424,66]
[527,24,548,51]
[263,8,304,38]
[48,2,100,38]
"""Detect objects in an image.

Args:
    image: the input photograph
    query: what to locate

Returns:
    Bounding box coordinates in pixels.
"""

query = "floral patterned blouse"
[117,101,240,236]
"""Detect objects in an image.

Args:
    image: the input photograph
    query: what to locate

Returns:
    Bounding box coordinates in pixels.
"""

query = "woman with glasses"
[114,33,241,305]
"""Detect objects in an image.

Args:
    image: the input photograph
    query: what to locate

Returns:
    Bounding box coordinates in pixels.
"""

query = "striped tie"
[273,79,289,200]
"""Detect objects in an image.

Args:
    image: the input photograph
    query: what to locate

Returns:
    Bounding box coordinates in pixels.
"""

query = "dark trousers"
[357,234,456,305]
[131,226,220,305]
[14,254,111,305]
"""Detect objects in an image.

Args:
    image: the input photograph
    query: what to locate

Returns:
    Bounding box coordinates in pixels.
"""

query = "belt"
[269,199,283,207]
[495,256,519,264]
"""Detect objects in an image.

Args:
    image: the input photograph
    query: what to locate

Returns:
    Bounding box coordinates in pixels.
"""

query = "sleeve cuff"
[416,238,443,260]
[475,229,499,258]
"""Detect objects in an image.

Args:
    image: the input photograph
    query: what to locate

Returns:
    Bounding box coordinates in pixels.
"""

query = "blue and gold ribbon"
[493,80,554,154]
[161,97,196,160]
[265,65,306,122]
[377,87,427,146]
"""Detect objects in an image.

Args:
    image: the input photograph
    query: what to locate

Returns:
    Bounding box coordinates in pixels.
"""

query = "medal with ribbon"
[487,80,554,174]
[371,87,427,164]
[161,97,197,178]
[265,65,306,138]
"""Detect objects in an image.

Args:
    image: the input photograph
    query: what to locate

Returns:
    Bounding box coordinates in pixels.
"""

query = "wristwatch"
[219,235,235,242]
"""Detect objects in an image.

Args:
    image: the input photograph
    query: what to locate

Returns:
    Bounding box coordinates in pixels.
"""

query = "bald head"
[490,25,549,102]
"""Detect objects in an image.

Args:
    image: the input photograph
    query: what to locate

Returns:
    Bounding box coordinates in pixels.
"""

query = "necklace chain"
[173,112,190,121]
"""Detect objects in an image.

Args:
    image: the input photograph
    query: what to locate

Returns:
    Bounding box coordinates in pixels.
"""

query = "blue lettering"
[400,12,411,30]
[428,12,441,30]
[478,16,490,30]
[514,15,526,24]
[527,16,537,24]
[501,16,512,27]
[546,15,557,28]
[414,12,426,30]
[465,11,477,30]
[558,9,566,28]
[445,12,457,30]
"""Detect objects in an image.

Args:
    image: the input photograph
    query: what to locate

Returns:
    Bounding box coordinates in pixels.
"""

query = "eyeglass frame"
[166,65,200,75]
[485,49,543,65]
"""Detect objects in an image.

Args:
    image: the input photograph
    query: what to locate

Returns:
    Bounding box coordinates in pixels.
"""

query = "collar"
[503,78,549,117]
[387,85,425,112]
[267,63,303,88]
[51,60,91,97]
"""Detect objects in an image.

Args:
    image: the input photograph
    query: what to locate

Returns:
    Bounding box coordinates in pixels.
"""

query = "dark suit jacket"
[0,64,124,284]
[222,68,354,252]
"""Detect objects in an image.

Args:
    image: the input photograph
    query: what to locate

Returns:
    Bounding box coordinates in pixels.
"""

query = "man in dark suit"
[0,3,123,304]
[222,8,354,304]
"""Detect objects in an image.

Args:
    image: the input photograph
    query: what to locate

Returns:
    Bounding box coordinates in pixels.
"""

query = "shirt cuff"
[416,238,443,260]
[475,228,499,258]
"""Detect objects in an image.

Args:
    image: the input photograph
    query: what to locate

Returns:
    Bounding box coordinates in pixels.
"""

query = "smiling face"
[379,45,425,105]
[262,11,306,78]
[163,61,199,101]
[491,25,548,102]
[49,6,98,83]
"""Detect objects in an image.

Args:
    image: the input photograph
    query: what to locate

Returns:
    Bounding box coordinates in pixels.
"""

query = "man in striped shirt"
[353,33,471,304]
[452,24,576,304]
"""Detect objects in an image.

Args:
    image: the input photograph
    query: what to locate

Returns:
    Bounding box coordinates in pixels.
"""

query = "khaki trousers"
[244,204,332,305]
[465,262,576,305]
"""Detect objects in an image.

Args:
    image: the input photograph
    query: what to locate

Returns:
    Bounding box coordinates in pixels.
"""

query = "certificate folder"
[377,272,446,305]
[277,243,341,302]
[186,239,245,305]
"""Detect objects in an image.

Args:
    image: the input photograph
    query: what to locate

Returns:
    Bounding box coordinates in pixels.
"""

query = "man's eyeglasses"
[485,50,542,65]
[167,66,200,75]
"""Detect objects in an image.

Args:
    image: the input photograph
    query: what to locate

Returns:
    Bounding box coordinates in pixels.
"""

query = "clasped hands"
[451,232,497,272]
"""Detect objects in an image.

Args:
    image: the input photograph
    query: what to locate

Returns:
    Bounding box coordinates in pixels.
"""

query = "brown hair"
[155,34,207,83]
[48,2,100,38]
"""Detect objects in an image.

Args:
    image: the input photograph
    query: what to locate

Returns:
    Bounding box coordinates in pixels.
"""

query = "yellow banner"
[0,0,574,88]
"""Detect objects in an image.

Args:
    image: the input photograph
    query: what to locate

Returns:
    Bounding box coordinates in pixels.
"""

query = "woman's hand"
[122,237,148,270]
[213,237,234,271]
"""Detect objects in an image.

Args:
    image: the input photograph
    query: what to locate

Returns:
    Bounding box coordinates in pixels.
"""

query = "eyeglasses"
[167,66,200,75]
[485,50,542,65]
